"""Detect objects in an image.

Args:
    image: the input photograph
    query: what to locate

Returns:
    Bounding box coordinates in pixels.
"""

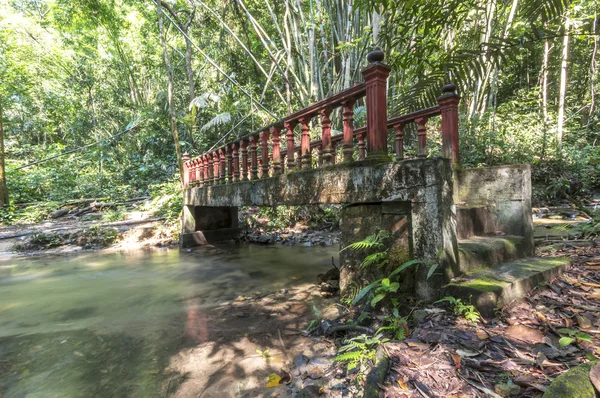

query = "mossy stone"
[543,362,596,398]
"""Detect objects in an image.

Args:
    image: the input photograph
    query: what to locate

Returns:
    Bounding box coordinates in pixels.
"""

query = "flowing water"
[0,245,338,397]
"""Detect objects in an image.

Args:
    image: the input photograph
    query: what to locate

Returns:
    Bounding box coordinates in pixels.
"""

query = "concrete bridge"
[180,51,568,314]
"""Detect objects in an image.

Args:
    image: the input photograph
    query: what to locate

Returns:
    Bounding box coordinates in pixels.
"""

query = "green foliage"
[335,333,388,373]
[102,206,127,222]
[557,328,593,347]
[144,181,182,222]
[435,296,480,323]
[351,259,426,306]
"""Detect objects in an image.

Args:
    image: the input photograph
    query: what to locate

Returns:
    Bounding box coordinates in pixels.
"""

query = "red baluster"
[362,50,391,159]
[202,155,208,185]
[260,129,270,178]
[219,148,226,183]
[212,151,219,184]
[250,135,259,180]
[358,132,366,160]
[182,152,190,187]
[241,139,249,181]
[342,100,355,162]
[296,147,302,170]
[285,121,297,171]
[195,159,201,184]
[226,145,233,183]
[232,143,240,182]
[437,82,460,164]
[207,154,213,185]
[416,117,428,158]
[299,117,311,169]
[321,108,333,166]
[271,126,281,175]
[394,123,405,161]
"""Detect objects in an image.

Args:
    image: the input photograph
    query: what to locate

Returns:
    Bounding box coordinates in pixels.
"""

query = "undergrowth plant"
[435,296,480,323]
[334,333,389,372]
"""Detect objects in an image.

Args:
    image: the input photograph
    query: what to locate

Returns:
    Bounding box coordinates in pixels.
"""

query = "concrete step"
[443,257,570,317]
[458,235,528,274]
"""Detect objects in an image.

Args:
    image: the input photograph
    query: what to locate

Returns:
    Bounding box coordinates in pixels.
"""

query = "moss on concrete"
[543,362,596,398]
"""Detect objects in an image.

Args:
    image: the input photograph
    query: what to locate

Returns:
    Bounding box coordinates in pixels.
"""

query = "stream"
[0,245,338,397]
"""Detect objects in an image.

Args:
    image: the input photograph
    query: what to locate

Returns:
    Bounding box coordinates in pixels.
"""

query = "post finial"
[367,49,385,64]
[442,82,457,94]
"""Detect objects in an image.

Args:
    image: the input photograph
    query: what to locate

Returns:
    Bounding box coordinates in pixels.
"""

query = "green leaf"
[370,293,386,307]
[558,337,575,347]
[576,333,592,343]
[381,278,390,288]
[426,262,439,280]
[557,328,577,336]
[352,279,382,305]
[389,259,423,277]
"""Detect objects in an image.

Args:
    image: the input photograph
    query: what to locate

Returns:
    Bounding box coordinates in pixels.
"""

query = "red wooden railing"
[182,51,460,187]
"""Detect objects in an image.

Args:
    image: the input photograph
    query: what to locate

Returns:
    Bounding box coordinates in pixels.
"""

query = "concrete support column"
[180,205,240,247]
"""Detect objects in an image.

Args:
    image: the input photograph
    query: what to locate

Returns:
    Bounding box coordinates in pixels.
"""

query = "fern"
[334,351,362,362]
[341,230,389,252]
[360,251,389,268]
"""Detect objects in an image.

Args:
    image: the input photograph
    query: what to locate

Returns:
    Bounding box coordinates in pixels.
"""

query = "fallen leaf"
[456,348,480,358]
[279,369,291,385]
[397,378,409,390]
[583,282,600,288]
[266,373,281,388]
[536,312,548,324]
[476,329,489,340]
[451,353,462,370]
[576,314,592,329]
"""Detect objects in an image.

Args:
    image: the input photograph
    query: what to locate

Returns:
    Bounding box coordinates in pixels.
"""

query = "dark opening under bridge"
[180,51,568,313]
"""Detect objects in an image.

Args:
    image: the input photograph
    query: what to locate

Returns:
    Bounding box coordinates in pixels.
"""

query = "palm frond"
[200,112,231,132]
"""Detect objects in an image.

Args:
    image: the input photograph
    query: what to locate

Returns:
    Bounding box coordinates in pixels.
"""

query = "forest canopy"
[0,0,598,204]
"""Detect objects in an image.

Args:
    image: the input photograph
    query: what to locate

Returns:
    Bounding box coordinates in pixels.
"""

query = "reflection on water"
[0,244,337,397]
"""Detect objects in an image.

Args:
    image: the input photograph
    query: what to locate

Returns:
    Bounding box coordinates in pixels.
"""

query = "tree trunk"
[590,8,598,119]
[0,99,8,205]
[541,26,550,159]
[557,16,570,150]
[156,0,183,183]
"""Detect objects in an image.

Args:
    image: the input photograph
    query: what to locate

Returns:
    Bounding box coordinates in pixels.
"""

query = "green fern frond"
[334,351,362,362]
[341,230,390,252]
[360,251,389,268]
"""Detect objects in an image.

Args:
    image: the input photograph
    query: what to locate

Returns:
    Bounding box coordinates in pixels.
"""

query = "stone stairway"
[443,184,570,316]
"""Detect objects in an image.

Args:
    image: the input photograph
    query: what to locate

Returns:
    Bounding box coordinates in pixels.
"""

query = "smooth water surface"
[0,245,337,397]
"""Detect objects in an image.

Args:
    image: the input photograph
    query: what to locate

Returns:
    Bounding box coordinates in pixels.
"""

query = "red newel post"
[416,117,428,158]
[212,151,219,185]
[342,100,355,162]
[321,108,333,166]
[361,50,391,159]
[250,135,259,180]
[232,143,240,182]
[182,152,190,187]
[394,123,404,161]
[299,117,311,168]
[437,82,460,164]
[219,148,226,183]
[271,126,282,175]
[241,139,249,181]
[260,129,270,178]
[285,121,297,171]
[226,146,233,183]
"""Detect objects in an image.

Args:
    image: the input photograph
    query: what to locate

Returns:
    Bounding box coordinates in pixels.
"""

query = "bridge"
[180,51,568,312]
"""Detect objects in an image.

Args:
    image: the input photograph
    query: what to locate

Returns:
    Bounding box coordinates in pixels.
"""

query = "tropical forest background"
[0,0,598,212]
